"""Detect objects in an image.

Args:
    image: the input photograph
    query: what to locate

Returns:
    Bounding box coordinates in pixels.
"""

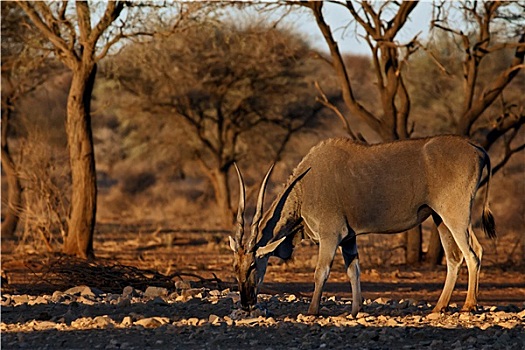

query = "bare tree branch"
[459,32,525,135]
[18,2,77,66]
[90,1,125,43]
[314,81,360,141]
[305,2,382,135]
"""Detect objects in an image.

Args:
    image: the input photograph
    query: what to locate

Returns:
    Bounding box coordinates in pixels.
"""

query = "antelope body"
[230,135,496,316]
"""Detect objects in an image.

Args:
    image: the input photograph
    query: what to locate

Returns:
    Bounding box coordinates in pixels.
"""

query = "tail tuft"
[482,208,497,239]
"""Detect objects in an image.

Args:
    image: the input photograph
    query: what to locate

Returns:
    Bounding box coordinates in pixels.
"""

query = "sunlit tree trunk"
[405,225,422,265]
[206,167,233,227]
[62,64,98,259]
[425,224,443,266]
[19,1,127,259]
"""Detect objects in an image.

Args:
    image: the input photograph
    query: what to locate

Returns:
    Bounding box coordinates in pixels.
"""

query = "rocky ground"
[2,284,524,350]
[2,230,524,349]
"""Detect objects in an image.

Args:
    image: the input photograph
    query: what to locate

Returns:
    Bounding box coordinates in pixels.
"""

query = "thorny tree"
[424,1,525,264]
[302,1,523,264]
[16,1,186,258]
[303,1,423,263]
[105,22,321,226]
[1,3,50,238]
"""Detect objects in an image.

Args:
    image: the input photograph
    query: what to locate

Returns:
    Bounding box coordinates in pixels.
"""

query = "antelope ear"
[229,236,239,253]
[255,236,287,258]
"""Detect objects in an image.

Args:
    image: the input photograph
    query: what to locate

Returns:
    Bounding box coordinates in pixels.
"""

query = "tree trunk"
[1,106,22,238]
[405,225,422,264]
[207,167,233,227]
[425,224,444,265]
[62,64,98,259]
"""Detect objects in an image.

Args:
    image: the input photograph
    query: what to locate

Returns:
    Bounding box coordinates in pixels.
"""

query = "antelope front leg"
[308,237,338,315]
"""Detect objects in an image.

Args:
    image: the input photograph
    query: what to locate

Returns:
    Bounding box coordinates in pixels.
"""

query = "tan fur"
[235,135,496,316]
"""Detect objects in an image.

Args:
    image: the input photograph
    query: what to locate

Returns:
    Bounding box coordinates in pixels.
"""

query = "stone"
[135,317,163,328]
[174,280,191,290]
[122,286,140,298]
[386,318,398,327]
[236,317,260,325]
[357,318,368,325]
[144,286,169,298]
[426,313,441,321]
[71,317,93,328]
[208,314,221,324]
[297,314,317,323]
[459,313,472,321]
[33,321,57,330]
[1,296,11,306]
[28,296,48,306]
[286,294,297,302]
[11,295,29,304]
[182,288,205,299]
[77,296,95,305]
[411,315,423,323]
[187,318,199,326]
[223,316,234,326]
[121,316,133,326]
[64,286,103,297]
[265,317,277,325]
[93,315,113,328]
[51,291,65,302]
[373,297,390,305]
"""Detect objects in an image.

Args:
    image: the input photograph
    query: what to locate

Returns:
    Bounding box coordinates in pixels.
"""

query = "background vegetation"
[2,1,523,266]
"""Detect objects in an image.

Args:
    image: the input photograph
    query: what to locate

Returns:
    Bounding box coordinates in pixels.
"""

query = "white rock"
[287,294,297,302]
[93,315,113,328]
[134,316,169,328]
[426,313,441,321]
[33,321,56,330]
[208,314,220,324]
[121,316,132,326]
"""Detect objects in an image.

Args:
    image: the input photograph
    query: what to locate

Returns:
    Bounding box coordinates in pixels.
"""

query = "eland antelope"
[229,136,496,316]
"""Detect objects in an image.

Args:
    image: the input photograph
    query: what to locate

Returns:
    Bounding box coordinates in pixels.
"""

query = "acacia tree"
[104,22,320,225]
[2,3,41,237]
[432,1,524,161]
[18,1,142,258]
[303,1,423,263]
[303,0,524,264]
[423,1,525,264]
[18,1,214,257]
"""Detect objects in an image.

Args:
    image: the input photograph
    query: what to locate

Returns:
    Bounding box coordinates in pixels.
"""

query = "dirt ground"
[1,228,524,349]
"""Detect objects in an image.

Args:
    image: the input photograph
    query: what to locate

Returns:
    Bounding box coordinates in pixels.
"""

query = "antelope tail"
[479,146,497,240]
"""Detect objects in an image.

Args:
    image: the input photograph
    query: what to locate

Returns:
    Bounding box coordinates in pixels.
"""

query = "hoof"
[306,308,319,316]
[351,304,361,318]
[461,304,477,313]
[431,306,446,314]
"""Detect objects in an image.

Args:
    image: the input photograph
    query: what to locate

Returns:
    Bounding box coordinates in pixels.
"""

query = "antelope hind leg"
[432,221,464,313]
[461,227,483,312]
[341,237,362,317]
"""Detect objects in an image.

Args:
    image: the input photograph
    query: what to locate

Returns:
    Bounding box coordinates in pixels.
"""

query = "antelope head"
[229,163,285,310]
